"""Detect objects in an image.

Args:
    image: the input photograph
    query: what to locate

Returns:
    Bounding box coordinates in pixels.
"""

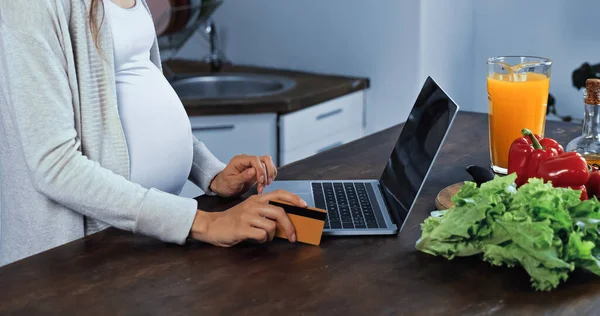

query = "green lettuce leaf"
[450,181,478,204]
[416,173,592,291]
[415,173,600,291]
[564,231,600,277]
[415,175,516,259]
[483,213,573,291]
[478,173,518,197]
[484,243,570,292]
[570,199,600,246]
[493,213,572,270]
[509,178,580,239]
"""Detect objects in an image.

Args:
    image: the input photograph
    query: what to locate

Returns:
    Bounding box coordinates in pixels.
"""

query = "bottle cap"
[585,79,600,104]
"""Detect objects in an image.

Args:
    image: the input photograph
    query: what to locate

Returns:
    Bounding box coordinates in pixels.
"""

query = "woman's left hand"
[209,154,277,197]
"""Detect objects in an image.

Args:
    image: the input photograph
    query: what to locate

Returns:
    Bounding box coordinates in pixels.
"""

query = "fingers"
[260,155,277,185]
[258,162,267,194]
[249,216,277,241]
[258,189,307,208]
[231,154,277,194]
[240,167,256,183]
[236,155,268,193]
[251,156,268,187]
[256,204,296,242]
[234,195,301,244]
[247,227,268,243]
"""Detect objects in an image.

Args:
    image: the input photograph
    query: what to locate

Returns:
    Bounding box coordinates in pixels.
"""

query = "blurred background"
[173,0,600,131]
[149,0,600,196]
[4,0,597,203]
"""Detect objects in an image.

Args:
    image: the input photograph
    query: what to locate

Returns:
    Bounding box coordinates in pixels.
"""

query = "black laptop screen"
[378,77,458,227]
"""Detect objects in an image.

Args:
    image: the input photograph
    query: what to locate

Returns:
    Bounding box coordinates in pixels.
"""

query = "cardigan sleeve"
[188,137,227,196]
[0,3,198,245]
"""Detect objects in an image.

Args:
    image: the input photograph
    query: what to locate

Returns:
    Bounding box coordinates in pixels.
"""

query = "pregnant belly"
[116,68,193,195]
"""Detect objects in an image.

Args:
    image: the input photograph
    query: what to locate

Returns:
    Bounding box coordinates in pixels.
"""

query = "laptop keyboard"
[312,182,380,229]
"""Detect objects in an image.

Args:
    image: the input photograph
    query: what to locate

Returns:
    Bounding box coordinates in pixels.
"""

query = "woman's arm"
[0,3,197,244]
[188,136,226,196]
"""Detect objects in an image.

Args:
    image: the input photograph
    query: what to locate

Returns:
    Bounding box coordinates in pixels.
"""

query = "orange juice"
[487,72,549,171]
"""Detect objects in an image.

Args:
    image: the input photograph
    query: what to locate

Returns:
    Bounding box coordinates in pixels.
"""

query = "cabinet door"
[280,126,363,166]
[189,113,277,164]
[179,113,277,198]
[279,90,364,153]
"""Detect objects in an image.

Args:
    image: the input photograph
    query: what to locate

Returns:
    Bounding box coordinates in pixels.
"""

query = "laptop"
[264,76,459,235]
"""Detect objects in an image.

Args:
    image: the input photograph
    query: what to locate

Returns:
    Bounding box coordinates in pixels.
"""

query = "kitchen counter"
[0,112,593,315]
[163,59,370,116]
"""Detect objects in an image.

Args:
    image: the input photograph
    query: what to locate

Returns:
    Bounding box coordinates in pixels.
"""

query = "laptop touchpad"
[263,181,315,207]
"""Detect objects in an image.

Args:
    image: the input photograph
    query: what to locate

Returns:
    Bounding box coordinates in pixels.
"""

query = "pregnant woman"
[0,0,304,266]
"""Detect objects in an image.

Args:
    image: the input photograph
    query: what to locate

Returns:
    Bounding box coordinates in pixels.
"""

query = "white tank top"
[104,1,193,195]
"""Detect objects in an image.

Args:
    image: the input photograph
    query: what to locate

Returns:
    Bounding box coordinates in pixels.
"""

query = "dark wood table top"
[163,59,370,116]
[1,111,594,316]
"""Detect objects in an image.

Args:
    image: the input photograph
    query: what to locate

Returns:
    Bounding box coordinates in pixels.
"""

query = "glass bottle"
[566,78,600,168]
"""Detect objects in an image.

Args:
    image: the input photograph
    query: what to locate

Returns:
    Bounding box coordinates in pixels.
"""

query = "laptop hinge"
[378,183,400,225]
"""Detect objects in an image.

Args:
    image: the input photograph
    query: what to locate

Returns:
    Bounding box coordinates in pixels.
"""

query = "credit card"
[269,200,327,246]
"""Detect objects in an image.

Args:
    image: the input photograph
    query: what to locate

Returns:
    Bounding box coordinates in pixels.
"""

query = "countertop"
[0,112,593,315]
[163,59,370,116]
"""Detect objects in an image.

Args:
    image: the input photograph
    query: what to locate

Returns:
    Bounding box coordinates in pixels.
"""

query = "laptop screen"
[378,77,458,228]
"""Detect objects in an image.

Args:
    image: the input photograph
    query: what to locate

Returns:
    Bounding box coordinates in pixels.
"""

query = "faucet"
[202,20,229,72]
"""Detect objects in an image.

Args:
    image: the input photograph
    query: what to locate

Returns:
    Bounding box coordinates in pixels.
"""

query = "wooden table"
[0,112,595,316]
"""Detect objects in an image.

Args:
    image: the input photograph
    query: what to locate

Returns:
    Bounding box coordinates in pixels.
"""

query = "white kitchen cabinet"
[179,113,277,198]
[189,113,278,164]
[279,90,365,165]
[280,125,363,165]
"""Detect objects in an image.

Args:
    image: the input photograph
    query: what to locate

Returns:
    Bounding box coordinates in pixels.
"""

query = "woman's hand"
[209,154,277,197]
[189,190,306,247]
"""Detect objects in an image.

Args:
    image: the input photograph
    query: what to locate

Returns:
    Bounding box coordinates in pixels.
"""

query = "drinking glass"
[487,56,552,174]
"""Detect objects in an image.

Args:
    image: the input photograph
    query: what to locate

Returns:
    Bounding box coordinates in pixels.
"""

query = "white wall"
[0,166,2,240]
[471,0,600,120]
[176,0,599,134]
[419,0,474,112]
[420,0,600,120]
[178,0,423,135]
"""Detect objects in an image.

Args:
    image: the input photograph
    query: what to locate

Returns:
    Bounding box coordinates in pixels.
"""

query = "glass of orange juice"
[487,56,552,174]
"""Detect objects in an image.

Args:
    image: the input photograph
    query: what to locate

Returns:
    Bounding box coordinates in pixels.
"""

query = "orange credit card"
[269,200,327,246]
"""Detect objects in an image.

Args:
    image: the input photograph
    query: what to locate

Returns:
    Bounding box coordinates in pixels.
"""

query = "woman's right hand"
[189,190,307,247]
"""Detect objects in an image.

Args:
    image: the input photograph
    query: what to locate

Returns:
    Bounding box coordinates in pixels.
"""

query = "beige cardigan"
[0,0,226,266]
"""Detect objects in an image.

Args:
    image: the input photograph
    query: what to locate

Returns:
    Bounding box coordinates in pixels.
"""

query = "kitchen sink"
[170,73,297,100]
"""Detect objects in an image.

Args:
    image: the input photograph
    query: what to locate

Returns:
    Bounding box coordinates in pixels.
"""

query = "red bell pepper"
[537,135,565,155]
[508,128,562,187]
[536,152,590,187]
[586,166,600,199]
[507,128,589,199]
[572,185,589,201]
[536,152,590,200]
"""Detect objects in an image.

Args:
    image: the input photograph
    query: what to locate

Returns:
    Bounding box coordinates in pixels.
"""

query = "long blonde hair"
[89,0,105,50]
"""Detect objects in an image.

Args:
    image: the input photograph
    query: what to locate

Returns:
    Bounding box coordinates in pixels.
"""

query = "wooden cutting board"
[435,182,464,210]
